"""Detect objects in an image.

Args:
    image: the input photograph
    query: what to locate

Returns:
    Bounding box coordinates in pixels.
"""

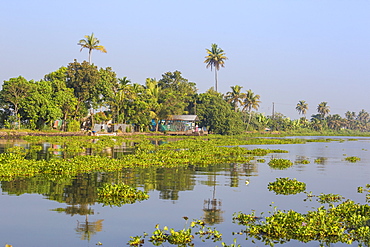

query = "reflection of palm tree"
[204,43,228,92]
[202,173,224,225]
[78,33,107,64]
[76,216,104,241]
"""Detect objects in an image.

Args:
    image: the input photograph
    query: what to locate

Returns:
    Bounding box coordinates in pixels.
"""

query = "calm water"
[0,137,369,247]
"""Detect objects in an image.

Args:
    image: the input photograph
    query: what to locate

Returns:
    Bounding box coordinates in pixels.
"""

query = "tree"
[225,85,245,112]
[345,111,356,130]
[204,44,228,92]
[78,33,107,64]
[317,102,330,119]
[20,80,62,130]
[356,109,370,131]
[44,67,77,130]
[196,89,244,135]
[296,100,308,118]
[65,60,101,118]
[107,77,131,124]
[143,71,198,131]
[242,89,261,130]
[0,76,31,128]
[327,114,344,131]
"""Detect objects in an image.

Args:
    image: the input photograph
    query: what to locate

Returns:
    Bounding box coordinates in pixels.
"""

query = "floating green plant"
[295,159,310,164]
[97,183,149,207]
[128,218,223,247]
[317,193,344,204]
[268,177,306,195]
[344,156,361,162]
[314,157,326,164]
[268,159,293,170]
[233,199,370,246]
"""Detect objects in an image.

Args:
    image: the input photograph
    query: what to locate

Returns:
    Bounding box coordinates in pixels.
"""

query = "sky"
[1,0,369,119]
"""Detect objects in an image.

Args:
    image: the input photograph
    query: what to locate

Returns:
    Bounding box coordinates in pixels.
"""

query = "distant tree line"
[1,60,368,134]
[1,34,368,134]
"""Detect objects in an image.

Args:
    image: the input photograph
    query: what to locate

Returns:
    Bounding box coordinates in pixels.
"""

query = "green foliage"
[97,183,149,207]
[345,156,361,162]
[268,158,293,169]
[268,177,306,195]
[67,120,80,132]
[314,157,327,164]
[233,198,370,246]
[317,193,344,204]
[196,89,245,135]
[128,218,222,247]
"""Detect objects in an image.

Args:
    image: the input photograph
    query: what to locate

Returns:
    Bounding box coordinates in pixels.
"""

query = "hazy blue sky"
[1,0,369,118]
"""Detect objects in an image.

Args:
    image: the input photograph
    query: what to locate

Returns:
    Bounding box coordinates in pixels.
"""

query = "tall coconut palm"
[204,43,228,92]
[242,89,261,130]
[78,33,107,64]
[225,85,246,112]
[295,100,308,118]
[317,102,330,119]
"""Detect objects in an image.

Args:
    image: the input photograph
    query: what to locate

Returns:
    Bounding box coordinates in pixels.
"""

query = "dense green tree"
[204,44,228,92]
[65,60,101,118]
[296,100,308,118]
[196,89,244,135]
[356,109,369,131]
[78,33,107,64]
[19,80,62,129]
[44,67,78,130]
[144,71,198,130]
[0,76,31,128]
[225,85,245,112]
[327,114,345,131]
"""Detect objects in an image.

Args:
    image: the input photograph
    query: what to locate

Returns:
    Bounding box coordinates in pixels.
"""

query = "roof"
[169,115,199,121]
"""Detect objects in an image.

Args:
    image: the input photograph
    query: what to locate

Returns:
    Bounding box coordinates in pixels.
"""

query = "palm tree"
[242,89,261,130]
[204,43,228,92]
[345,111,356,129]
[295,100,308,118]
[225,85,245,112]
[317,102,330,119]
[78,33,107,64]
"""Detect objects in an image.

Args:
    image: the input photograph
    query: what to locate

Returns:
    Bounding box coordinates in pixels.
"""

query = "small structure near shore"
[158,115,207,135]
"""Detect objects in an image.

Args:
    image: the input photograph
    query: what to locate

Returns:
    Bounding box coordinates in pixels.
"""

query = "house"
[157,115,207,135]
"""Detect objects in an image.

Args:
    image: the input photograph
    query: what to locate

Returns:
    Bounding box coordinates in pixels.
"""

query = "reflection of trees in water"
[203,198,224,225]
[202,173,224,225]
[229,163,258,187]
[75,216,104,241]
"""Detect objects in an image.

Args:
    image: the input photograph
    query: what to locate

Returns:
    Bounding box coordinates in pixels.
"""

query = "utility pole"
[272,102,275,119]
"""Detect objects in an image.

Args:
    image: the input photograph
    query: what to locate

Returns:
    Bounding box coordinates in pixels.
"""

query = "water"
[0,137,369,246]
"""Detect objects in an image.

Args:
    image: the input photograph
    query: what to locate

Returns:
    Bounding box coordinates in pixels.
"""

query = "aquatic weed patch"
[0,138,255,179]
[268,177,306,195]
[97,183,149,207]
[268,159,293,170]
[344,156,361,162]
[233,199,370,246]
[128,218,223,247]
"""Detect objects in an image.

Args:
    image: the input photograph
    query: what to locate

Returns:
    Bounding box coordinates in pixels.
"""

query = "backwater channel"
[0,137,369,246]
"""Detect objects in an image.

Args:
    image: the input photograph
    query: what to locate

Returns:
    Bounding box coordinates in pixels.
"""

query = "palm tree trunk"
[88,49,92,64]
[247,111,252,131]
[215,70,218,92]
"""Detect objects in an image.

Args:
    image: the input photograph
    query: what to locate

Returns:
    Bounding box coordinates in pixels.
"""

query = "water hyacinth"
[267,177,306,195]
[97,183,149,207]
